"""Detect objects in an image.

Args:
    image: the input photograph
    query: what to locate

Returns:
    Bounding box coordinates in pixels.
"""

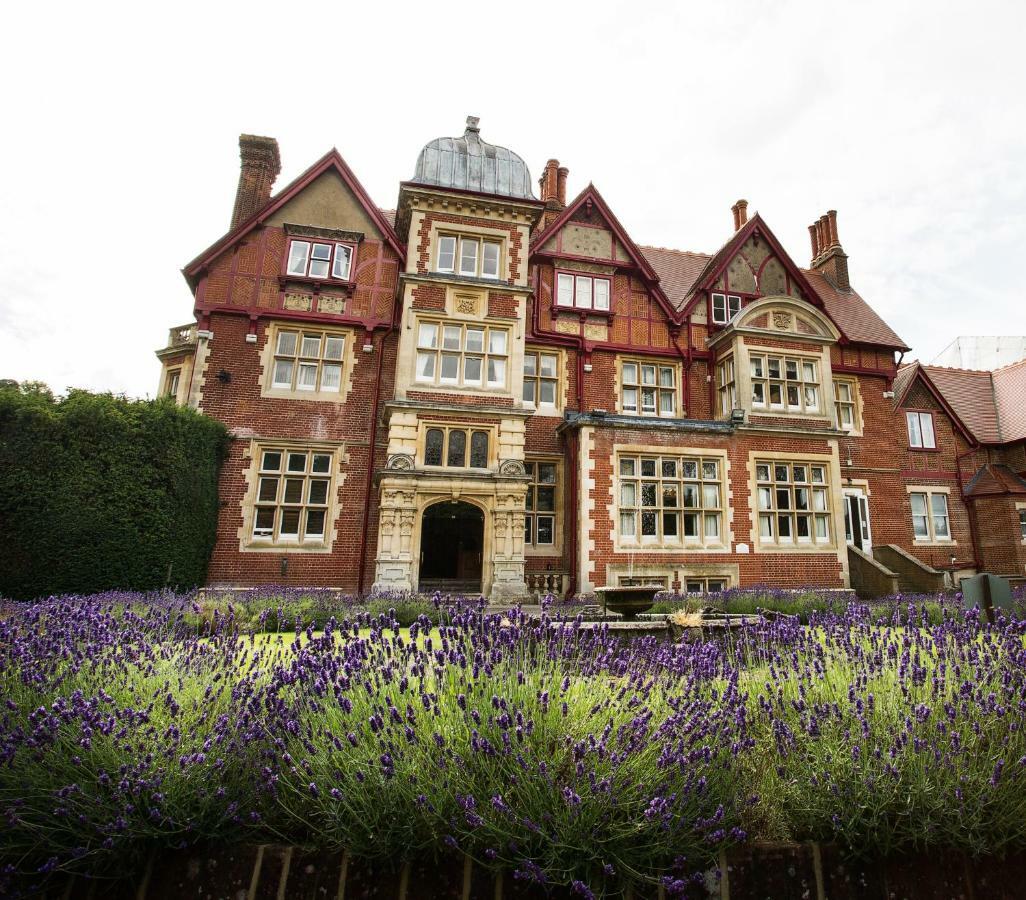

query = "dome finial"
[465,115,480,133]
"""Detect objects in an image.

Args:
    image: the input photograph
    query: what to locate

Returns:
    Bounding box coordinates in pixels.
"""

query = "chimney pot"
[808,223,820,260]
[730,203,739,231]
[827,209,839,248]
[541,159,560,205]
[736,199,748,227]
[231,134,281,230]
[818,216,830,256]
[556,166,569,207]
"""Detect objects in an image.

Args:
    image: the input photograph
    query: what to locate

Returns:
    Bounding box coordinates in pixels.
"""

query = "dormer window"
[436,235,502,279]
[556,272,610,311]
[711,293,741,325]
[906,411,936,449]
[286,240,354,281]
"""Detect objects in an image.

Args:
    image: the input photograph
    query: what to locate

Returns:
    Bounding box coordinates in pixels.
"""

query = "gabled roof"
[893,360,1020,445]
[964,464,1026,497]
[530,184,677,319]
[676,214,823,315]
[183,149,405,289]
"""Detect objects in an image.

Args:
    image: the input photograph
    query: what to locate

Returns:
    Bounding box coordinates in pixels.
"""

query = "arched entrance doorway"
[418,501,484,594]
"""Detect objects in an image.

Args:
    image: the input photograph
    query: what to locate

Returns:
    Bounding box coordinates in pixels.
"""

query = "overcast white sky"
[1,1,1023,397]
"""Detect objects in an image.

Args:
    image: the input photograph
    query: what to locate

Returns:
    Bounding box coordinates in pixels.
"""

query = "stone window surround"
[907,485,955,546]
[522,345,567,415]
[237,438,347,554]
[524,455,564,557]
[417,420,498,471]
[745,449,845,556]
[613,355,682,418]
[428,220,511,283]
[413,316,512,394]
[832,375,864,436]
[610,444,732,554]
[1016,502,1026,544]
[258,322,358,404]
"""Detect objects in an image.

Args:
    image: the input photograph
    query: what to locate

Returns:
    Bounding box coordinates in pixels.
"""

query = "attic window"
[711,293,741,324]
[286,240,354,281]
[556,272,610,311]
[906,411,936,449]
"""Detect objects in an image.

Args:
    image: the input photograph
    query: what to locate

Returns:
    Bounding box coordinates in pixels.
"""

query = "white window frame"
[833,377,858,431]
[555,272,611,311]
[285,240,355,281]
[711,292,741,324]
[682,576,731,594]
[717,357,736,416]
[165,368,181,399]
[436,234,502,280]
[1017,504,1026,543]
[756,461,833,547]
[251,447,334,545]
[414,319,510,390]
[908,488,952,543]
[269,329,346,394]
[621,359,677,417]
[750,353,821,415]
[906,411,937,449]
[617,454,724,548]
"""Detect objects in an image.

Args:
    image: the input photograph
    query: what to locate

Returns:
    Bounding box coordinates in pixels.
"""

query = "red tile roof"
[637,243,909,350]
[964,464,1026,497]
[993,358,1026,442]
[921,365,1002,443]
[638,246,711,308]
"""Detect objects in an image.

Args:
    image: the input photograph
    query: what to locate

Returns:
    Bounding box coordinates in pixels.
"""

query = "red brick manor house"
[157,119,1026,598]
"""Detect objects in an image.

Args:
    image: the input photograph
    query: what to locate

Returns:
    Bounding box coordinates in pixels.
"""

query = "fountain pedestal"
[593,585,662,621]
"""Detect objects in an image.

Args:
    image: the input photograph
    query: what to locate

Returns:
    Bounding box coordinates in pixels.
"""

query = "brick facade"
[158,128,1026,596]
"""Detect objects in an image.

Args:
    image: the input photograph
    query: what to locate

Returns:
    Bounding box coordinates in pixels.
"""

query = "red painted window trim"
[553,268,613,315]
[282,238,358,286]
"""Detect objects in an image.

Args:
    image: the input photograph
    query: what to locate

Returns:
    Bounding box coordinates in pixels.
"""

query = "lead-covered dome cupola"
[411,116,535,200]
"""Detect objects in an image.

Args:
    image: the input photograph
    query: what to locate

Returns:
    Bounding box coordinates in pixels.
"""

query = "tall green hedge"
[0,383,229,600]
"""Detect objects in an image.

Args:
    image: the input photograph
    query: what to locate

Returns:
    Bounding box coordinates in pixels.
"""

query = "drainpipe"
[955,444,984,572]
[356,268,403,594]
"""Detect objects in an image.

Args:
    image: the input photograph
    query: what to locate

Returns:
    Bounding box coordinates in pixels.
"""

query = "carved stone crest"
[772,311,793,330]
[498,459,526,477]
[284,293,313,311]
[386,453,415,471]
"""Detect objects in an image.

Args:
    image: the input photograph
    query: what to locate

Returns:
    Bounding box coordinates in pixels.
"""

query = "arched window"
[447,430,466,467]
[425,428,444,466]
[469,431,489,467]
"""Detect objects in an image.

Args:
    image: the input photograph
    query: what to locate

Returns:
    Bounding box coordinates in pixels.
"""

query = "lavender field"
[2,590,1025,896]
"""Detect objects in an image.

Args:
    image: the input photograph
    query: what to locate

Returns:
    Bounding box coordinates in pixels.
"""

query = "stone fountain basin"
[594,584,663,620]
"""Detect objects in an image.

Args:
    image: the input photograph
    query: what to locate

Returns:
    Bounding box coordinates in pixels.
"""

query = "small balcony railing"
[166,324,197,348]
[525,572,569,599]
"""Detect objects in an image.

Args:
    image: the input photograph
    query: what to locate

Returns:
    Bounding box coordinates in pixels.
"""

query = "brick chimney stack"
[231,134,281,230]
[556,166,569,207]
[539,159,561,207]
[809,208,850,292]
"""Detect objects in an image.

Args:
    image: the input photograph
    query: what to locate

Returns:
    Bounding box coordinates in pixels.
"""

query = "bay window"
[618,454,724,547]
[756,461,832,546]
[415,320,509,390]
[717,357,737,416]
[750,353,820,414]
[621,359,677,416]
[556,272,611,311]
